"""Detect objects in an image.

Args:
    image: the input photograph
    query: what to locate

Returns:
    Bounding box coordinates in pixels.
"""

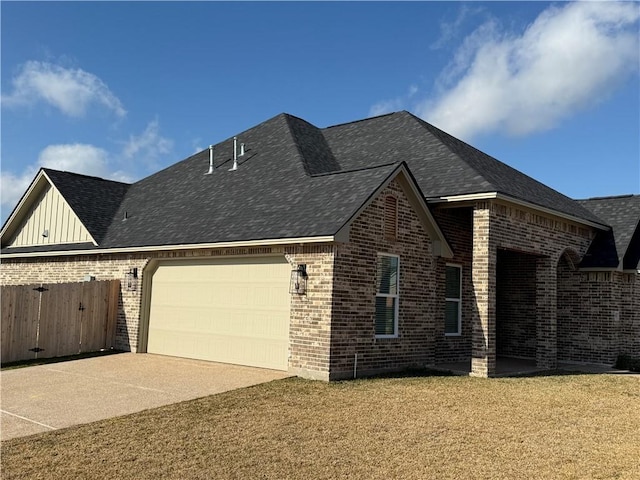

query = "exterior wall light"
[290,264,308,295]
[125,267,138,291]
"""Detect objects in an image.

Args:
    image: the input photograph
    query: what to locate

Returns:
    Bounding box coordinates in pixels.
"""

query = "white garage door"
[147,256,291,370]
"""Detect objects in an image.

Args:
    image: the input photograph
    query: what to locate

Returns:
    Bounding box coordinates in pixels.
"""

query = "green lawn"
[2,374,639,479]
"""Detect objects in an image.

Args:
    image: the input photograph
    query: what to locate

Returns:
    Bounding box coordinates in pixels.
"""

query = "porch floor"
[433,357,622,377]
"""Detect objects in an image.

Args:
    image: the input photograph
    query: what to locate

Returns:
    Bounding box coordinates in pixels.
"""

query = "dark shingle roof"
[97,114,399,248]
[323,111,605,225]
[4,111,616,255]
[578,195,640,269]
[44,169,130,244]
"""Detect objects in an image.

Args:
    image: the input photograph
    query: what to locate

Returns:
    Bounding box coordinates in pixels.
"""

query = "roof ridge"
[43,168,130,185]
[578,194,639,201]
[281,114,320,177]
[404,113,606,225]
[323,111,397,130]
[405,113,498,191]
[310,162,398,178]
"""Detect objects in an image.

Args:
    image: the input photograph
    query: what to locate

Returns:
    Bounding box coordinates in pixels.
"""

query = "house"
[1,111,638,380]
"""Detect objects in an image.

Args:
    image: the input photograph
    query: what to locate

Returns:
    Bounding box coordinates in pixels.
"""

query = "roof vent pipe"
[230,136,238,171]
[206,145,214,175]
[240,143,245,156]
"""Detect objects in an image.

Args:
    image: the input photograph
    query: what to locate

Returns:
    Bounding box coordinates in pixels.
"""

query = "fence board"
[1,280,119,364]
[38,283,81,358]
[1,285,40,363]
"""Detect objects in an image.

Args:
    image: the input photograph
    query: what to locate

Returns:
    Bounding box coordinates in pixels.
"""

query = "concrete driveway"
[1,353,290,441]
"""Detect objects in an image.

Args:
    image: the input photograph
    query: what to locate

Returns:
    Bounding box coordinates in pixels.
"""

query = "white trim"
[0,235,337,258]
[433,192,498,203]
[444,263,462,336]
[428,192,609,230]
[375,253,400,339]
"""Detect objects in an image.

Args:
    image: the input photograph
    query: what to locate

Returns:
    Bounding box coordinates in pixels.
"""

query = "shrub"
[615,354,640,372]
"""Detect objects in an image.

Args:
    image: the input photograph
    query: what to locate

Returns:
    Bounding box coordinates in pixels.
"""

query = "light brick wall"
[469,200,596,376]
[620,273,640,358]
[1,255,147,351]
[1,244,335,376]
[432,208,473,363]
[286,244,335,380]
[330,180,440,379]
[558,269,639,365]
[496,250,537,359]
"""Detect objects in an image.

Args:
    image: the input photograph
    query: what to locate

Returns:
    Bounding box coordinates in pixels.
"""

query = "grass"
[2,374,639,479]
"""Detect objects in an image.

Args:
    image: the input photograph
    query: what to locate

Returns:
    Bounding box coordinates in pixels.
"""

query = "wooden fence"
[1,280,120,364]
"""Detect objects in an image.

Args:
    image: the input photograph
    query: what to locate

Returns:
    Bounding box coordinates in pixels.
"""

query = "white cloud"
[122,119,173,165]
[430,5,486,50]
[416,2,640,140]
[38,144,111,176]
[1,143,134,214]
[1,118,175,214]
[369,85,421,117]
[1,61,126,118]
[0,170,37,218]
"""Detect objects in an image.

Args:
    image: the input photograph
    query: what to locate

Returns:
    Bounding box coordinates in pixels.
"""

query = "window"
[384,195,398,241]
[376,254,399,337]
[445,264,462,335]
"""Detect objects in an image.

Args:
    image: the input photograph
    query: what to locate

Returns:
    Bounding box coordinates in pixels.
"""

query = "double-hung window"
[445,264,462,336]
[375,254,399,337]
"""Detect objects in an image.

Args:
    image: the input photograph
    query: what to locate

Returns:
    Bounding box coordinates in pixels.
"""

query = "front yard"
[2,373,639,479]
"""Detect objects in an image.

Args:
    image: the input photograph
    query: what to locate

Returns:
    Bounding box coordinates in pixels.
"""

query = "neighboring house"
[1,112,638,380]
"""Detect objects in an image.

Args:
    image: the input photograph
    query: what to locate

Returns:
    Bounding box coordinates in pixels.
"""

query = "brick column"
[536,256,557,370]
[471,203,496,377]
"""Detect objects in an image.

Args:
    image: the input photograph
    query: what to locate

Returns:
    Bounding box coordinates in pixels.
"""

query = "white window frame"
[445,263,462,336]
[375,253,400,339]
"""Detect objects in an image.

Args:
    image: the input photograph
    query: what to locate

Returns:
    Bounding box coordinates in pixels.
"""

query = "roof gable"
[578,195,640,270]
[1,170,97,248]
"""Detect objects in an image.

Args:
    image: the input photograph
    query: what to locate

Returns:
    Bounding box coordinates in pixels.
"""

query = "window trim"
[375,253,400,339]
[445,263,462,337]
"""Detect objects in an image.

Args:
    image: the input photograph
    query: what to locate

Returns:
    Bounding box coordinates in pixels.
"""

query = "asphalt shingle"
[578,195,640,269]
[3,111,622,257]
[323,112,605,225]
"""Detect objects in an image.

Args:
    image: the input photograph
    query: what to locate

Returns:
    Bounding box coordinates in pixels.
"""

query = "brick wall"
[285,245,335,380]
[469,200,596,376]
[496,249,537,359]
[0,254,147,351]
[558,269,639,365]
[1,244,335,378]
[329,180,440,379]
[432,207,473,363]
[620,273,640,358]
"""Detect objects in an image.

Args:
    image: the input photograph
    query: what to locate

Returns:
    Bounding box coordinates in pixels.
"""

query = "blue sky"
[2,1,639,222]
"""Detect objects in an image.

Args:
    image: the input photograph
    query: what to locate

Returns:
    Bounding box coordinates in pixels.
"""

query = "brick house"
[1,112,638,380]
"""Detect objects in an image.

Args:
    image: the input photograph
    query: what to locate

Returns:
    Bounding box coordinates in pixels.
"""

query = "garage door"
[147,256,291,370]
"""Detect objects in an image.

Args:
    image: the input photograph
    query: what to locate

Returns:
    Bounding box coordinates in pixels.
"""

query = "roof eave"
[0,235,337,259]
[428,192,609,231]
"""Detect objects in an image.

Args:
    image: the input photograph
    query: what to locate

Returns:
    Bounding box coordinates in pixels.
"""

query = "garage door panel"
[147,257,290,370]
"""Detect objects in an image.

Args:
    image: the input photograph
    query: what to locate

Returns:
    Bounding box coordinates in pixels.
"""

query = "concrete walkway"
[1,353,290,441]
[434,357,640,378]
